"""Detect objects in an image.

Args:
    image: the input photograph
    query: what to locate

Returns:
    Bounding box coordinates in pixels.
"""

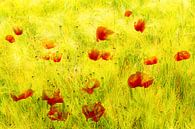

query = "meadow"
[0,0,195,129]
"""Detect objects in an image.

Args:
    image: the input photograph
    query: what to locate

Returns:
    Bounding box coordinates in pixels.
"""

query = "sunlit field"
[0,0,195,129]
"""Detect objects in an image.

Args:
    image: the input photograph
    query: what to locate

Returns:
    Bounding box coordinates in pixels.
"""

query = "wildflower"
[174,51,190,61]
[52,52,62,62]
[43,39,56,49]
[5,35,15,43]
[88,49,101,61]
[42,89,64,106]
[134,19,145,33]
[11,89,34,101]
[96,26,114,41]
[82,102,105,122]
[144,56,158,65]
[13,27,23,35]
[47,106,69,121]
[124,10,132,17]
[128,72,154,88]
[82,79,100,94]
[101,51,112,60]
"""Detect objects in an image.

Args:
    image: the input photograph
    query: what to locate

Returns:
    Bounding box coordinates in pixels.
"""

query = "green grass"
[0,0,195,129]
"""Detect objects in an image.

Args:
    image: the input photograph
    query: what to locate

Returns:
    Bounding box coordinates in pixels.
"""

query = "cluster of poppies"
[7,9,192,124]
[81,79,106,122]
[42,51,63,63]
[10,87,105,122]
[127,51,190,88]
[88,49,112,61]
[5,26,23,43]
[11,89,69,121]
[41,39,63,62]
[42,89,70,121]
[87,26,114,61]
[125,10,145,33]
[94,10,190,89]
[5,28,62,63]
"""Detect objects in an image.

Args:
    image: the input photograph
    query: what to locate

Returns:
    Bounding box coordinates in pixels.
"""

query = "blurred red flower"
[144,56,158,65]
[5,35,15,43]
[43,39,56,49]
[88,49,101,61]
[11,89,34,101]
[96,26,114,42]
[42,89,64,106]
[13,27,23,35]
[174,51,190,61]
[82,102,105,122]
[47,106,69,121]
[101,51,112,60]
[128,72,154,88]
[52,52,62,62]
[124,10,132,17]
[82,79,100,94]
[134,19,145,33]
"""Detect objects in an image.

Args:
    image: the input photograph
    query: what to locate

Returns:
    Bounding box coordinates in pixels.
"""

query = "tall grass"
[0,0,195,129]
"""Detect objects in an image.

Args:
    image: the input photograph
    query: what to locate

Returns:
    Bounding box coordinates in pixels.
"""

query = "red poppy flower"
[11,89,34,101]
[124,10,132,17]
[174,51,190,61]
[128,72,154,88]
[13,27,23,35]
[88,49,101,61]
[43,40,56,49]
[47,106,69,121]
[42,89,64,106]
[101,51,112,60]
[144,56,158,65]
[5,35,15,43]
[52,52,62,62]
[82,102,105,122]
[82,79,100,94]
[134,19,145,33]
[140,73,154,88]
[96,26,114,42]
[128,72,142,88]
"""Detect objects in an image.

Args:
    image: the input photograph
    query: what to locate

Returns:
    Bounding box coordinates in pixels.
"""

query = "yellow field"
[0,0,195,129]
